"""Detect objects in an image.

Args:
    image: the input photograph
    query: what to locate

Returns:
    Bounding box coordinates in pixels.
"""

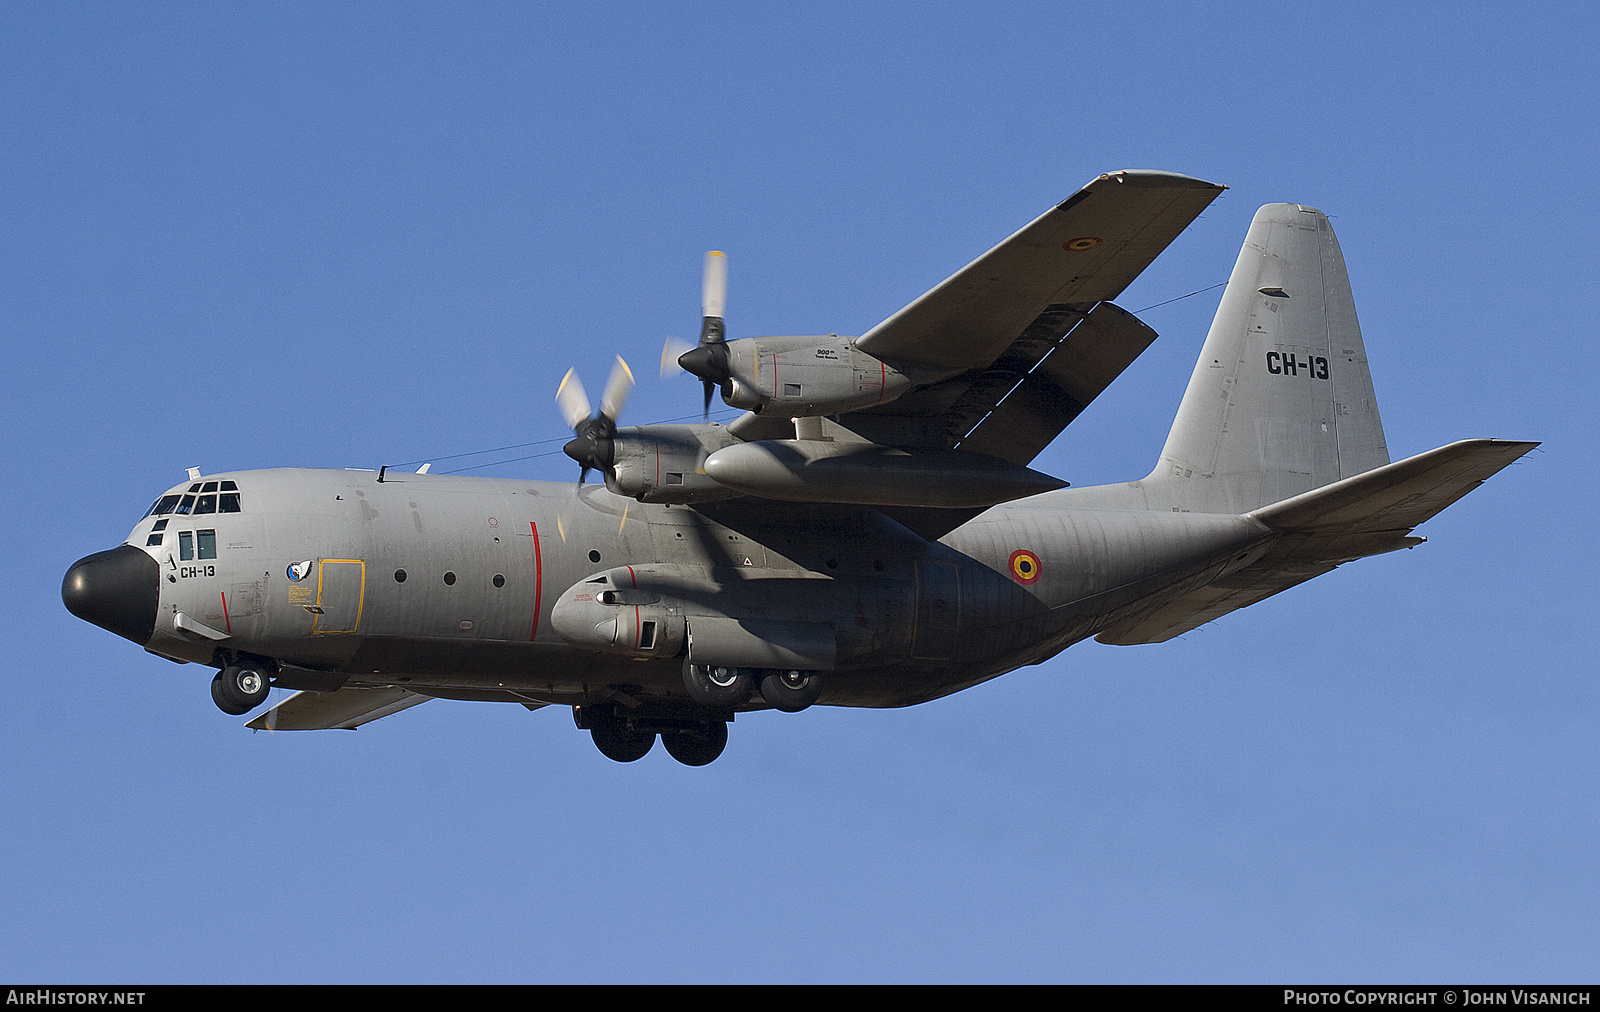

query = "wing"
[707,171,1225,540]
[856,169,1225,377]
[1094,439,1539,644]
[843,170,1226,462]
[246,685,431,730]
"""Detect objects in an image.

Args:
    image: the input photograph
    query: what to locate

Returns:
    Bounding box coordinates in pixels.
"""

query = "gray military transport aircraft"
[63,170,1536,765]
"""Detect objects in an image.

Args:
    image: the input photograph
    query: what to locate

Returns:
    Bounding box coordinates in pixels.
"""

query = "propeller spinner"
[557,356,634,484]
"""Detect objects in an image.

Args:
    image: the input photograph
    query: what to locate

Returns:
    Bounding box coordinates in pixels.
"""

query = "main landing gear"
[211,663,270,715]
[574,703,731,766]
[682,660,823,711]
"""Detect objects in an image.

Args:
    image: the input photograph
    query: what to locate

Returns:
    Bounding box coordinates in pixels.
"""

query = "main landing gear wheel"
[590,716,656,763]
[660,722,729,767]
[682,660,753,706]
[759,669,822,712]
[211,664,270,715]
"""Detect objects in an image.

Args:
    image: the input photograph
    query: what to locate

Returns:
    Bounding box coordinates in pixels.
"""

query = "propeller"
[660,337,693,378]
[557,356,634,484]
[675,250,733,418]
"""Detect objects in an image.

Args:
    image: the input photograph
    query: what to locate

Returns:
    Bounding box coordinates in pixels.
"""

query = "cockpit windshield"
[145,480,243,519]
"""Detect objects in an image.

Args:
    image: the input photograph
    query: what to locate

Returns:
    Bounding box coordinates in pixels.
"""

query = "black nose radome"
[62,545,160,645]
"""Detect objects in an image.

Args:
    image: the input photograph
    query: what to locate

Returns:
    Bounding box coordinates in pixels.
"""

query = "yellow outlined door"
[314,559,365,634]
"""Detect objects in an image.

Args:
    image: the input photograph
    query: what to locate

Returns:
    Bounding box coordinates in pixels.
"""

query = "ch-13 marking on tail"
[63,171,1536,766]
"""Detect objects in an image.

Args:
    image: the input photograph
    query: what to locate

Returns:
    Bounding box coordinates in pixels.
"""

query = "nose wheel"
[211,664,270,715]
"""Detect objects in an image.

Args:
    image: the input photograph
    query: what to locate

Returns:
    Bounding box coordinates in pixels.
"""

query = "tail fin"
[1147,203,1388,513]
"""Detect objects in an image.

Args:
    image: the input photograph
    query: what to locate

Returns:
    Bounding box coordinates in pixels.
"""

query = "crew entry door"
[314,559,365,634]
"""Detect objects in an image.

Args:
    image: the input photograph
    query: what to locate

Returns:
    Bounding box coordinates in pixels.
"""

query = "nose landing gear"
[211,663,270,715]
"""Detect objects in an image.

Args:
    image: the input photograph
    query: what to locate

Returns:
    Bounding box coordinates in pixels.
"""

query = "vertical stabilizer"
[1147,203,1388,513]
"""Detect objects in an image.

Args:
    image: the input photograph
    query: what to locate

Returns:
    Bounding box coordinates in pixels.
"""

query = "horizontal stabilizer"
[246,685,431,731]
[1248,438,1538,536]
[1095,438,1537,644]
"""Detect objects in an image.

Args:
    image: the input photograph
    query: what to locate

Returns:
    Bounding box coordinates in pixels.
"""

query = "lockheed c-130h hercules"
[62,170,1536,766]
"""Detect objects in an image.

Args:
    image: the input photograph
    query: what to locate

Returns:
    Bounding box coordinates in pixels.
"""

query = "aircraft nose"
[62,545,160,645]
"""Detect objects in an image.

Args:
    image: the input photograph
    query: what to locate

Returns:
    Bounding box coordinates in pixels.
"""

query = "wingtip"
[1097,169,1228,191]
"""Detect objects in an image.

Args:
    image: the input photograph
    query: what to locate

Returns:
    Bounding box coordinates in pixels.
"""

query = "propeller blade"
[699,250,727,346]
[600,356,634,423]
[556,368,592,430]
[702,251,727,323]
[661,337,694,378]
[703,380,714,419]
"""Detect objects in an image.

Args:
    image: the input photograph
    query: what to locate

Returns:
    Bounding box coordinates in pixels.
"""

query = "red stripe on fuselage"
[529,521,543,641]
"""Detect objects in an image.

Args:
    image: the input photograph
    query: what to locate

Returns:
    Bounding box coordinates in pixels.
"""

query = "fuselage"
[70,467,1273,710]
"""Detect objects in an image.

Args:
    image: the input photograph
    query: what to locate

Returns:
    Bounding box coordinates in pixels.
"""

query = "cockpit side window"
[147,495,182,517]
[178,531,194,561]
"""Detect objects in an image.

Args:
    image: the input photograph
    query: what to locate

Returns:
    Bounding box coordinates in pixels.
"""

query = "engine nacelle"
[604,424,744,504]
[721,335,914,416]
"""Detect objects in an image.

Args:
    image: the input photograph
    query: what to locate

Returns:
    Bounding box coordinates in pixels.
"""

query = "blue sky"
[3,2,1595,982]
